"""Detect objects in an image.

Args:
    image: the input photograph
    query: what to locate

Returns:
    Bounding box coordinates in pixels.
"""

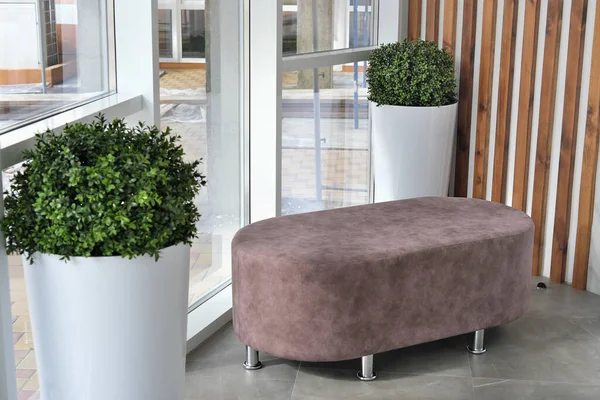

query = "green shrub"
[2,116,206,262]
[366,39,457,107]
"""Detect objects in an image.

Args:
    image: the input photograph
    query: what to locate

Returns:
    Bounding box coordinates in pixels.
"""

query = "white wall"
[0,3,39,69]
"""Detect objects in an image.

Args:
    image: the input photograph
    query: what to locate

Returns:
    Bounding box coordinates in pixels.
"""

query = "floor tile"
[17,390,37,400]
[290,368,473,400]
[184,284,600,399]
[14,350,28,366]
[468,316,600,384]
[15,369,35,379]
[377,335,471,377]
[473,378,600,400]
[186,324,299,383]
[300,335,471,378]
[527,279,600,319]
[570,317,600,339]
[185,374,295,400]
[18,352,37,369]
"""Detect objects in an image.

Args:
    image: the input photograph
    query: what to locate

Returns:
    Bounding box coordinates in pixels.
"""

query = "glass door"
[159,0,243,310]
[280,0,376,215]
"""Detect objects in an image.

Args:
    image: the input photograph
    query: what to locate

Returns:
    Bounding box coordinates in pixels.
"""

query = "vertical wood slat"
[491,0,518,203]
[472,0,498,199]
[573,3,600,290]
[512,0,541,212]
[426,0,440,42]
[408,0,422,41]
[531,0,564,276]
[454,1,478,197]
[442,0,458,53]
[551,0,589,283]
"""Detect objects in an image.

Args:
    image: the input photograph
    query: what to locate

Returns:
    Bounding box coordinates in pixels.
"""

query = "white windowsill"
[0,93,144,169]
[186,284,232,353]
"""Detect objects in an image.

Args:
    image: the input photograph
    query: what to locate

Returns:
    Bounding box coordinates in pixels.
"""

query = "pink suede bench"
[232,197,534,380]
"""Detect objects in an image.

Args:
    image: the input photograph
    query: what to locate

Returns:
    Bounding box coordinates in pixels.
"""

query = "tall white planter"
[372,103,458,202]
[23,244,190,400]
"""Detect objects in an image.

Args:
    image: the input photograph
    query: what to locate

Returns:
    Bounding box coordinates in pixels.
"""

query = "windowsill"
[0,93,144,169]
[186,284,232,353]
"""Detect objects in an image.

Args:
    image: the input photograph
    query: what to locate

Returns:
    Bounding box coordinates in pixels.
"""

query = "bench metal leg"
[467,329,487,355]
[243,346,263,370]
[357,354,377,381]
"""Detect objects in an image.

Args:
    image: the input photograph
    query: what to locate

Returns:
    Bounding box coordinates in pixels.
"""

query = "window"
[282,0,374,56]
[282,63,370,214]
[0,0,113,133]
[181,9,206,59]
[159,0,242,309]
[158,9,174,59]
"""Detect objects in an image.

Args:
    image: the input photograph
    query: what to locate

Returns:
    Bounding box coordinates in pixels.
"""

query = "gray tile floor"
[185,278,600,399]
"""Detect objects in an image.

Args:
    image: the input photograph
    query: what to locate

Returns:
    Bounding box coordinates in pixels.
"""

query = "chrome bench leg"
[467,329,487,355]
[357,354,377,381]
[243,346,263,370]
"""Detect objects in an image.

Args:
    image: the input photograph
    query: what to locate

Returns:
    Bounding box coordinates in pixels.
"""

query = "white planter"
[23,244,190,400]
[372,103,458,202]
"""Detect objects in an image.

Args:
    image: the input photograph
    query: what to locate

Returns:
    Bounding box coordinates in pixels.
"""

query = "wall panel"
[573,0,600,290]
[454,0,478,197]
[408,0,600,290]
[491,0,517,204]
[472,0,497,200]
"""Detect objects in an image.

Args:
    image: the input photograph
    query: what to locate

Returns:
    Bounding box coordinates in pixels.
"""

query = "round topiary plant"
[366,39,457,107]
[2,115,206,262]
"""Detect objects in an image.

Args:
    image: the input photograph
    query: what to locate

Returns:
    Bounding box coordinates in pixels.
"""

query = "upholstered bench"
[232,197,534,381]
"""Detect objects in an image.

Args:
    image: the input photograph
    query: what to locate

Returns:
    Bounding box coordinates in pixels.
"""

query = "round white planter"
[372,103,458,202]
[23,244,190,400]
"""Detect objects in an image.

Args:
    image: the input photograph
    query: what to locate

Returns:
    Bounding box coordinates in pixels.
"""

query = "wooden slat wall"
[453,1,478,198]
[442,0,458,54]
[512,0,540,212]
[573,2,600,289]
[407,0,600,289]
[408,0,422,41]
[472,0,498,200]
[531,0,563,277]
[491,0,517,204]
[551,0,588,283]
[426,0,440,42]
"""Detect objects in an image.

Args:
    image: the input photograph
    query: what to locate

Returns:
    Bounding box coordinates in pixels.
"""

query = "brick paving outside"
[7,67,369,398]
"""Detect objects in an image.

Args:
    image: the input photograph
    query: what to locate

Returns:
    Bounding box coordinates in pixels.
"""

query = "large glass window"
[282,0,374,56]
[159,0,242,308]
[282,63,370,214]
[0,0,112,133]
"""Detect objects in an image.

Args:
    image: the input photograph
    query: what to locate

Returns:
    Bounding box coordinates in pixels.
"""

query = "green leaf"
[1,115,206,262]
[366,39,457,107]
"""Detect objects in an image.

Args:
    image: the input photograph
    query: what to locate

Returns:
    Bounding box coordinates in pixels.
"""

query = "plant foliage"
[366,39,457,107]
[2,116,206,262]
